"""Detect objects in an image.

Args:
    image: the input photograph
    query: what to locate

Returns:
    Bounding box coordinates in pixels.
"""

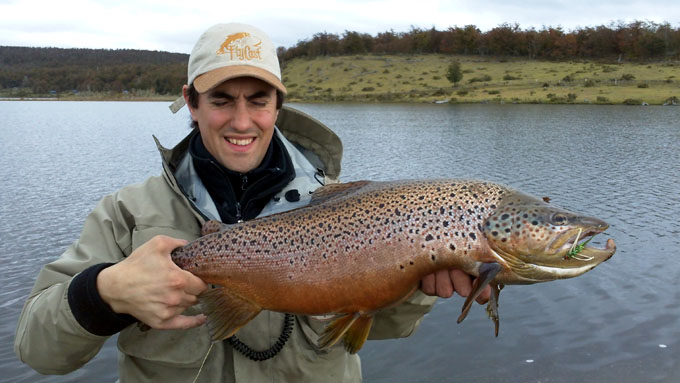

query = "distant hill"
[0,46,188,96]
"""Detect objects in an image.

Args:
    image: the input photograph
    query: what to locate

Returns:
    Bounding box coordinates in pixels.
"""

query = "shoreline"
[1,96,678,106]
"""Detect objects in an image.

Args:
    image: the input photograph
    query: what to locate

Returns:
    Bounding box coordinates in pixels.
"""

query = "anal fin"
[200,288,262,341]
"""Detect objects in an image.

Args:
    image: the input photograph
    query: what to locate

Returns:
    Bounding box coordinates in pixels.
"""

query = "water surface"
[1,101,678,382]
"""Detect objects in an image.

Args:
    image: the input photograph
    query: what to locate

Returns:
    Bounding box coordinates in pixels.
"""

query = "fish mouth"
[552,228,616,265]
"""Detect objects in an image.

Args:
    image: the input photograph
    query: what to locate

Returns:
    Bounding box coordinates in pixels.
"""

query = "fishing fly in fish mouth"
[172,179,616,353]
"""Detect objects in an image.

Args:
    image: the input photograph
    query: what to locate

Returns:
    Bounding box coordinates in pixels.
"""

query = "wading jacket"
[14,106,437,382]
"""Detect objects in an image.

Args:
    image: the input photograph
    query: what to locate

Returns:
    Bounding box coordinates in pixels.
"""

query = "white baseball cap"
[170,23,286,113]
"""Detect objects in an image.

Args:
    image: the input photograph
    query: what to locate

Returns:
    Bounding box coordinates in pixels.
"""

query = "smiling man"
[15,23,488,382]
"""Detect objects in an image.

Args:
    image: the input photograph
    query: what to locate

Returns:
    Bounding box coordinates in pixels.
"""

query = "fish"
[171,179,616,353]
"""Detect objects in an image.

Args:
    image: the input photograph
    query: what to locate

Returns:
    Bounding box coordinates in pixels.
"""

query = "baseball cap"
[170,23,286,113]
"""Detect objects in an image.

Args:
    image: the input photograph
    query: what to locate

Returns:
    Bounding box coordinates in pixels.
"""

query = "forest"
[279,21,679,61]
[1,20,678,97]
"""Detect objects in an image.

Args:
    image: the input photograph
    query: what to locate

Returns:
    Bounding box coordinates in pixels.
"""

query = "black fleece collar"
[189,131,295,223]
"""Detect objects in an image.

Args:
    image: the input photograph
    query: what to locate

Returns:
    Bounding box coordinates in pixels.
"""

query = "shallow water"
[1,101,678,382]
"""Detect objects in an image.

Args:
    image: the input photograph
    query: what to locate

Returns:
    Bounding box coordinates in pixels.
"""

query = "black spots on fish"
[378,203,385,208]
[501,214,510,220]
[425,234,434,241]
[400,265,405,270]
[194,262,199,268]
[231,238,238,245]
[532,220,539,226]
[431,255,436,261]
[469,233,477,241]
[440,207,446,215]
[409,261,415,265]
[443,221,450,227]
[492,231,499,237]
[418,195,425,201]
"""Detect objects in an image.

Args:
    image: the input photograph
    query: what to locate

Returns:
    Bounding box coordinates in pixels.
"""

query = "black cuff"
[67,263,138,336]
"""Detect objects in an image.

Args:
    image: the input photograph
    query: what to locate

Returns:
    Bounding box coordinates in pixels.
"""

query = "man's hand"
[420,269,491,304]
[97,235,208,330]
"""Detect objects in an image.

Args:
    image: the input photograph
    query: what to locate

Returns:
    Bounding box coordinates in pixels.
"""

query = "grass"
[3,55,677,105]
[281,55,680,105]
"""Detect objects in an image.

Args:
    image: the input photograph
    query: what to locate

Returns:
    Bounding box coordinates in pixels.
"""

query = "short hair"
[186,82,284,129]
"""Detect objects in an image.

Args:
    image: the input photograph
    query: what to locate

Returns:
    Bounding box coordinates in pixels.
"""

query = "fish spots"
[425,234,434,241]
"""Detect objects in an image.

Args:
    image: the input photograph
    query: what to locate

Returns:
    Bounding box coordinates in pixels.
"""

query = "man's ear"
[182,84,196,119]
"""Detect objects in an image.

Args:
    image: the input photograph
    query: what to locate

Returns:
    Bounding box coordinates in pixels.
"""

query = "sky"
[1,0,679,54]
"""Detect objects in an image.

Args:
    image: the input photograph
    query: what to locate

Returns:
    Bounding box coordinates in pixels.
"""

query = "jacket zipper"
[235,202,243,223]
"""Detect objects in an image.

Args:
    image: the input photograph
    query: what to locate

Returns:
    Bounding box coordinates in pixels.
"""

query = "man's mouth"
[226,137,255,146]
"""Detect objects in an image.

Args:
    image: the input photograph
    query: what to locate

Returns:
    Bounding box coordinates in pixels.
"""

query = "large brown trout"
[172,180,616,353]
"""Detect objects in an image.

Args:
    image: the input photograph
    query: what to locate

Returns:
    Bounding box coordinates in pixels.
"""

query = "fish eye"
[551,213,568,225]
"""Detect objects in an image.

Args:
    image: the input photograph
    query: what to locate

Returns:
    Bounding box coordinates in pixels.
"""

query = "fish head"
[483,191,616,283]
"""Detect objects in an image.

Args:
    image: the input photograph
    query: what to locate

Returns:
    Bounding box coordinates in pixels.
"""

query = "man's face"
[185,77,279,173]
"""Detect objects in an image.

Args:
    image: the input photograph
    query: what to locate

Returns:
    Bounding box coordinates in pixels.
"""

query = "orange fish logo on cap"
[216,32,262,61]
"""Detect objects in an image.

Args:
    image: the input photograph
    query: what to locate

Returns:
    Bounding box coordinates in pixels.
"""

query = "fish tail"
[200,288,262,342]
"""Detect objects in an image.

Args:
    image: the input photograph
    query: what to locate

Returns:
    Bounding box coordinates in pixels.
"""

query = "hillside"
[281,54,680,105]
[1,47,678,105]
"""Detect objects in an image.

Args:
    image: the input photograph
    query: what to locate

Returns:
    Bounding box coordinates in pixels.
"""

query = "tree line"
[2,20,678,96]
[278,21,680,62]
[0,46,188,95]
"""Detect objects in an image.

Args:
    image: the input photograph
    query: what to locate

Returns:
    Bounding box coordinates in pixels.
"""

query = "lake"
[1,101,679,382]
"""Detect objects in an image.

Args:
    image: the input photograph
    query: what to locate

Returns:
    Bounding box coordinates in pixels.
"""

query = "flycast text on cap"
[217,33,263,61]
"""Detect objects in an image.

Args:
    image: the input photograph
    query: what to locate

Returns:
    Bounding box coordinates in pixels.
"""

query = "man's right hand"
[97,235,208,330]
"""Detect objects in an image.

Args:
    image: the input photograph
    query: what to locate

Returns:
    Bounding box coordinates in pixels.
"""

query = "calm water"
[1,101,679,382]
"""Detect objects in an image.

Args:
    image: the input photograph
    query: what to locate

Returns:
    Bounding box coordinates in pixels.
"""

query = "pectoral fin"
[318,313,374,354]
[457,262,502,325]
[486,283,503,336]
[200,288,262,341]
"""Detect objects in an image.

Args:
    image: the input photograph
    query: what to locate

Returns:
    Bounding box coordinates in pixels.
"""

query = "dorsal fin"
[201,220,229,236]
[309,181,372,206]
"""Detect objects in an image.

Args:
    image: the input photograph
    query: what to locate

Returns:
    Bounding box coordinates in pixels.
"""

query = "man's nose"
[231,101,250,130]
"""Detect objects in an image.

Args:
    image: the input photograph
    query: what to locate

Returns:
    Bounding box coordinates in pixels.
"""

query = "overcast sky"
[1,0,678,53]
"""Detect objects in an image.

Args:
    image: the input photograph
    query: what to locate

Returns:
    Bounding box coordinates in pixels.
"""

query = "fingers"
[182,272,208,296]
[420,273,436,295]
[435,269,455,298]
[150,235,189,254]
[449,269,472,297]
[419,269,458,298]
[420,268,493,305]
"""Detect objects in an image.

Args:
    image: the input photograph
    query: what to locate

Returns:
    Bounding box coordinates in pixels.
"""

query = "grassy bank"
[282,55,680,105]
[2,55,678,105]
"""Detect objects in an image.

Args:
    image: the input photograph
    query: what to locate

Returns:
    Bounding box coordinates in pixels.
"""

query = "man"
[15,23,488,381]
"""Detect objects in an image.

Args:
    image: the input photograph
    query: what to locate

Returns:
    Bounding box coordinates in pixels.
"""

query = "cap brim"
[194,65,287,95]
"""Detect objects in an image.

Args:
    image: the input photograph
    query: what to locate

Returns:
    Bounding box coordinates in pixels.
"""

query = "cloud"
[1,0,678,52]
